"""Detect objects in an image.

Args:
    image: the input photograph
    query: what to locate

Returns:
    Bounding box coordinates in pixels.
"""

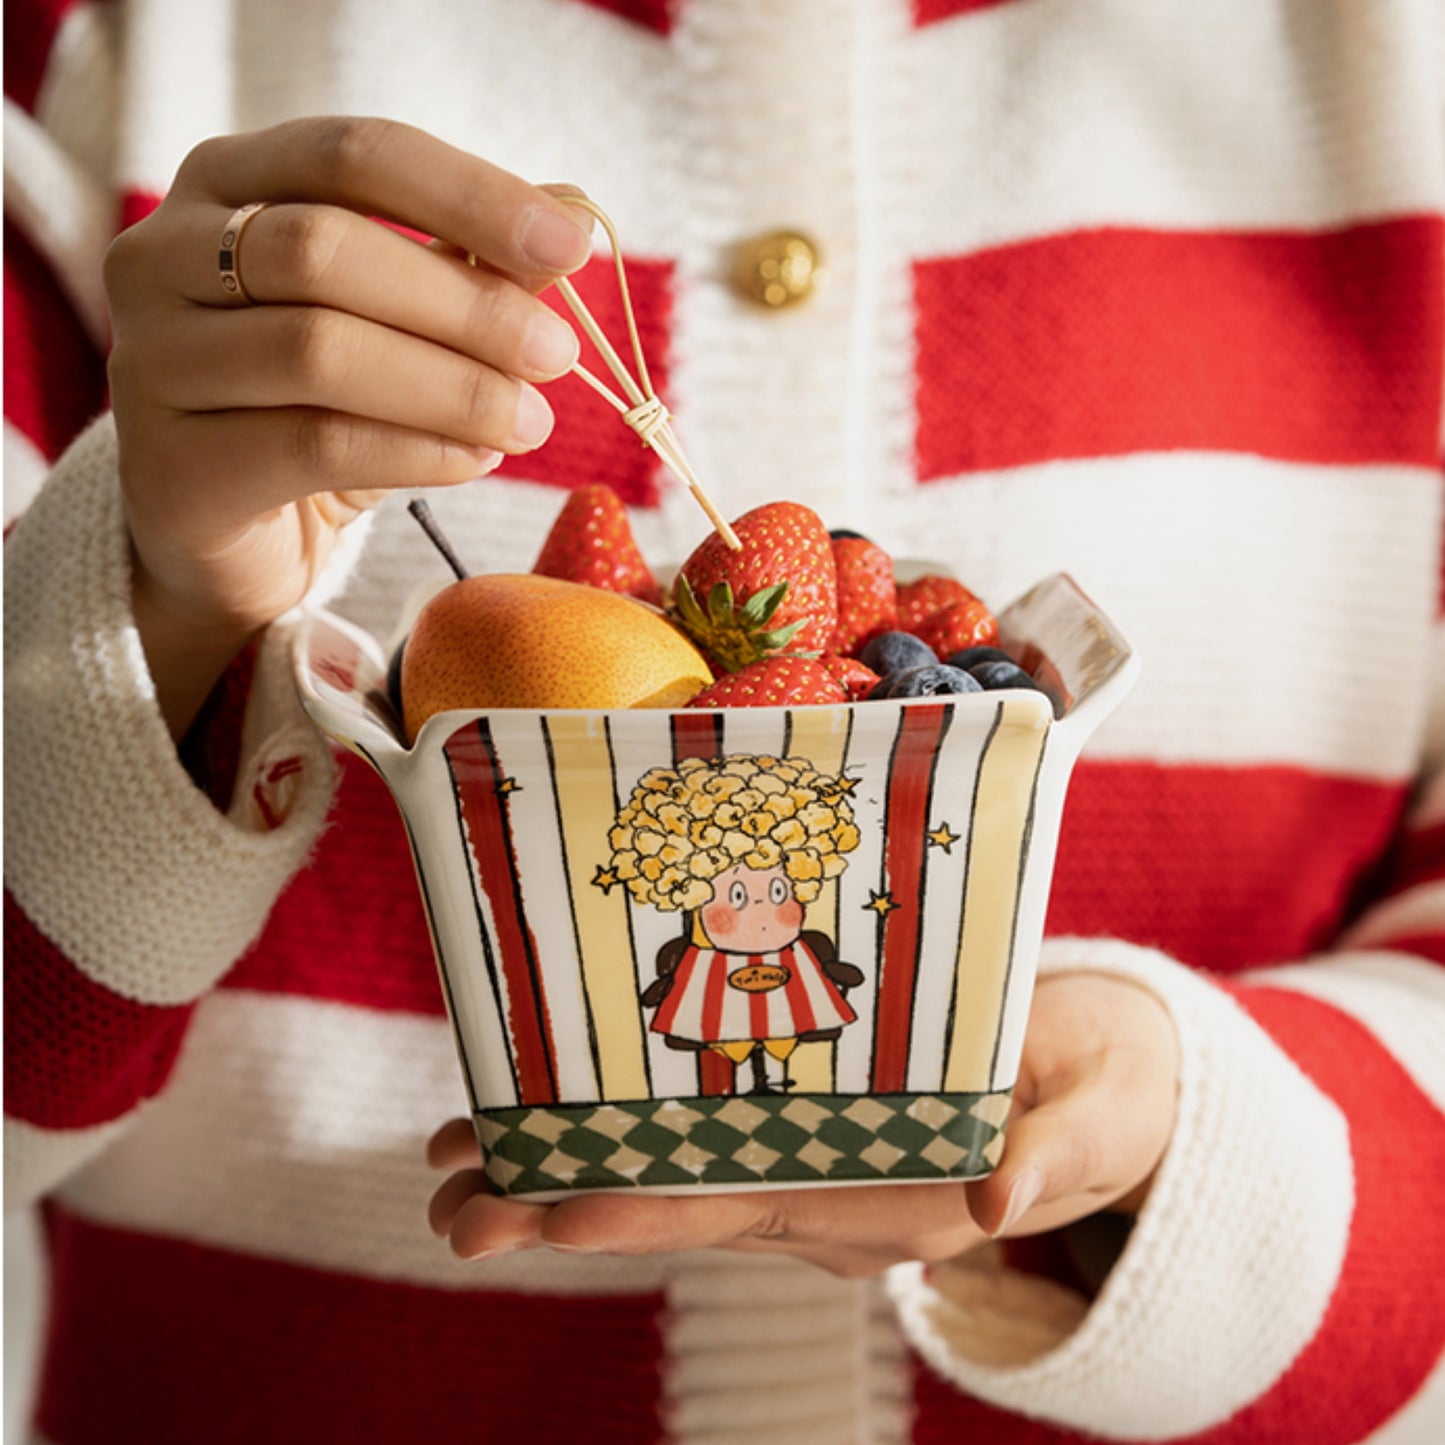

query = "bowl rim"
[292,569,1138,767]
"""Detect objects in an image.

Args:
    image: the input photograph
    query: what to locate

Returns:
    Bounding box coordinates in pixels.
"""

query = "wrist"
[131,557,261,742]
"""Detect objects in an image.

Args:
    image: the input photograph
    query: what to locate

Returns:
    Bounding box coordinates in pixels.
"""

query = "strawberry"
[916,596,1000,658]
[533,483,661,606]
[830,533,897,656]
[819,654,881,703]
[896,574,972,632]
[672,502,837,673]
[688,656,847,708]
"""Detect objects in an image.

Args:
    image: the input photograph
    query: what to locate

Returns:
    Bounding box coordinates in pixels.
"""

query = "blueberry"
[886,665,983,698]
[944,645,1014,672]
[859,630,937,676]
[969,660,1041,692]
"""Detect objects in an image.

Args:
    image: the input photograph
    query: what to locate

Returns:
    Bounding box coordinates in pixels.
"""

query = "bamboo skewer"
[552,197,741,551]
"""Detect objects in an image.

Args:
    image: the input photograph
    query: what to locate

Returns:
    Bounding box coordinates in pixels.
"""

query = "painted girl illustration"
[608,755,865,1094]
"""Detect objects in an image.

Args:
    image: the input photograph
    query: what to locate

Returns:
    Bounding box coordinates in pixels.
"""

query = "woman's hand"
[425,971,1180,1277]
[105,116,592,736]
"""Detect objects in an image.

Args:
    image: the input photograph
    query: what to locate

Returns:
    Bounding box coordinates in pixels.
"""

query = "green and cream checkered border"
[474,1090,1013,1196]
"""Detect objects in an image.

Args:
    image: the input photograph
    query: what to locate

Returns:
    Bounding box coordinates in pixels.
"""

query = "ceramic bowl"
[294,571,1138,1199]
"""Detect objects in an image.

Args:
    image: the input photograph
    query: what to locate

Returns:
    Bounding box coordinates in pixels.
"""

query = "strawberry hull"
[673,501,839,669]
[295,571,1138,1200]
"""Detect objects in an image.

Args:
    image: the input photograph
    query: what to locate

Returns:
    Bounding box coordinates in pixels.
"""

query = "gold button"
[735,231,825,309]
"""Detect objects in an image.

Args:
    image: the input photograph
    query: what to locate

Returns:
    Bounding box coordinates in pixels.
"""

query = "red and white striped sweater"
[6,2,1444,1441]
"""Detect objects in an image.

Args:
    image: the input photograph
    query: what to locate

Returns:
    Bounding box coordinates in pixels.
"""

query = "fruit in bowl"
[391,484,1049,739]
[293,506,1140,1202]
[399,574,713,741]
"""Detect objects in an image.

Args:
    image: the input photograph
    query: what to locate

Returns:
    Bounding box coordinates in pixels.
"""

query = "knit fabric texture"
[5,2,1445,1442]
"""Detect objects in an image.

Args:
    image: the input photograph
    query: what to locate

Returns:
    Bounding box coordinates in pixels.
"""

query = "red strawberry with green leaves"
[672,502,837,673]
[533,483,661,605]
[687,656,847,708]
[916,595,1000,658]
[819,654,881,702]
[896,574,972,632]
[830,531,897,656]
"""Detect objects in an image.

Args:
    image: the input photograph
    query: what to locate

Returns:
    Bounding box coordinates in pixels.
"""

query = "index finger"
[175,115,593,279]
[535,1181,978,1259]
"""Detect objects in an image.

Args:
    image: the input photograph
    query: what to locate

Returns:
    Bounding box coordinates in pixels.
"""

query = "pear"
[399,573,712,742]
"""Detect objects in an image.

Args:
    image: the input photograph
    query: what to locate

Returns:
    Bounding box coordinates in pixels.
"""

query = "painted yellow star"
[927,823,961,853]
[592,865,620,893]
[865,890,898,916]
[495,775,522,795]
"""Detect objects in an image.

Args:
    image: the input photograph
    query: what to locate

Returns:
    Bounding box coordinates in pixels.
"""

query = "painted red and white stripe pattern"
[648,938,857,1042]
[423,696,1048,1110]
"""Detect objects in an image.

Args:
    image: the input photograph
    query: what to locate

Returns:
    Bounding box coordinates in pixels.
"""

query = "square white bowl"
[294,571,1138,1198]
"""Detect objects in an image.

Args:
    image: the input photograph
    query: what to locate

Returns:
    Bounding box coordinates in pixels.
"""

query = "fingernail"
[520,207,592,272]
[994,1166,1044,1237]
[462,1239,524,1263]
[544,1240,600,1255]
[444,444,505,480]
[509,384,554,450]
[521,311,580,377]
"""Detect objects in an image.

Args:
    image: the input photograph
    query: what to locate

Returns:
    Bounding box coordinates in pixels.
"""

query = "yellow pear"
[399,573,712,741]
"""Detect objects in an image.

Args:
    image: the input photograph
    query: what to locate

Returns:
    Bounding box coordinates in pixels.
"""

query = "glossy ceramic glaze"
[294,572,1138,1198]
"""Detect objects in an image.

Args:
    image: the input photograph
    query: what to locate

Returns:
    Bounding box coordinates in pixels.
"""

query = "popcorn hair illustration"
[608,754,862,912]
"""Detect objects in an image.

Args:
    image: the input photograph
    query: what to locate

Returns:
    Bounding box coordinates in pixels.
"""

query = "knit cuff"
[888,937,1353,1440]
[3,415,340,1006]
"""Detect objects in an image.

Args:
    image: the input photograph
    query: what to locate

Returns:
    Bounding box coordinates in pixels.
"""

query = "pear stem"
[407,498,470,581]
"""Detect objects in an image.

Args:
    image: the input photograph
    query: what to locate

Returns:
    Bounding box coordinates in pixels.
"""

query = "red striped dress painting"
[444,719,560,1106]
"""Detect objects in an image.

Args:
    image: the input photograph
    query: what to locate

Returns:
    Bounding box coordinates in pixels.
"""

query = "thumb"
[964,1068,1166,1240]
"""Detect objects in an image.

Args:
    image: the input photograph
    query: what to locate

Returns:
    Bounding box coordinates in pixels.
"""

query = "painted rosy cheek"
[703,902,737,938]
[779,899,804,928]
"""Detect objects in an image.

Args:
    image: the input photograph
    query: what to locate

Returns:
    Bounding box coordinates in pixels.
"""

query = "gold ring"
[218,202,268,304]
